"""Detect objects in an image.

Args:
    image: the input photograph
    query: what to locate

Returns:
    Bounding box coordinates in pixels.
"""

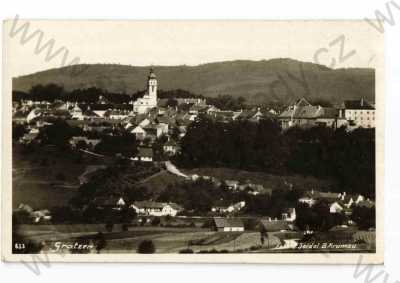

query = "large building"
[278,98,339,130]
[133,69,158,114]
[339,98,375,128]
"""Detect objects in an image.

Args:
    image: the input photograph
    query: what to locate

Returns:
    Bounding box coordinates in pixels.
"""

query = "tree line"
[13,84,206,105]
[13,84,137,104]
[177,115,375,197]
[14,84,273,110]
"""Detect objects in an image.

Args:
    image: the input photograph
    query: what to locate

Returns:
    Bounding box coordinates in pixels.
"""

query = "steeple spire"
[147,68,158,102]
[148,67,156,79]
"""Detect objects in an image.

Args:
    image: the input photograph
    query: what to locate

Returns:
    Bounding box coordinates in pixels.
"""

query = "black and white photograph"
[2,19,384,263]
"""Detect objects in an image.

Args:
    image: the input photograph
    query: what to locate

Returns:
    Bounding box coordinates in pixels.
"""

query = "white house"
[329,202,344,213]
[131,147,153,162]
[29,128,40,134]
[157,123,169,135]
[282,208,296,222]
[105,110,129,120]
[71,103,84,120]
[298,196,317,207]
[212,201,246,214]
[338,192,355,208]
[225,180,240,190]
[31,209,52,223]
[93,110,108,118]
[131,126,147,140]
[139,118,151,128]
[130,201,183,216]
[116,197,126,207]
[355,194,365,204]
[26,108,42,122]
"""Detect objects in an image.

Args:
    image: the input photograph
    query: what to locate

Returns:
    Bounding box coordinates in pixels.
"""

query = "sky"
[4,20,383,77]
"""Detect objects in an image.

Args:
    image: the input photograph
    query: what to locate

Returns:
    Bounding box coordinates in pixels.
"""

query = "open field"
[12,140,337,211]
[14,223,375,254]
[138,170,183,195]
[137,166,337,198]
[12,144,108,209]
[14,224,276,253]
[353,231,376,247]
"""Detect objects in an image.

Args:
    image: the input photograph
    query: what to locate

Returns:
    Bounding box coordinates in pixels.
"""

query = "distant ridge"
[12,59,374,105]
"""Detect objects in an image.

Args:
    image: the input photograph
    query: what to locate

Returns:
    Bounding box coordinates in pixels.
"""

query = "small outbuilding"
[213,217,244,232]
[258,219,292,232]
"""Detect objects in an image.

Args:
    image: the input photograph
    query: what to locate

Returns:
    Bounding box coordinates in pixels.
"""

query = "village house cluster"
[78,171,374,234]
[278,97,375,130]
[13,69,375,158]
[12,69,376,233]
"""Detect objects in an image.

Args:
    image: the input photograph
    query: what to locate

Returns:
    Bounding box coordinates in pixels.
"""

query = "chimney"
[361,97,364,107]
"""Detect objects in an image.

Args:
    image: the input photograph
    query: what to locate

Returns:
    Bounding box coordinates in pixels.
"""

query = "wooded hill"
[12,59,374,105]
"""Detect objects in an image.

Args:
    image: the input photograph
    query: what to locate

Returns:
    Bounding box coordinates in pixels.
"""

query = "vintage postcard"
[2,20,384,263]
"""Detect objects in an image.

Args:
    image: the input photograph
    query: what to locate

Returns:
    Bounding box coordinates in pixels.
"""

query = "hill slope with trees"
[12,59,374,105]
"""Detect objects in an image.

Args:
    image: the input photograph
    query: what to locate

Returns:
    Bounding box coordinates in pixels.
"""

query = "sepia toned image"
[2,20,384,263]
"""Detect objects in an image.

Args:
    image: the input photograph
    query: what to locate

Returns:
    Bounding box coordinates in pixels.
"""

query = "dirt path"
[136,169,167,184]
[165,161,189,179]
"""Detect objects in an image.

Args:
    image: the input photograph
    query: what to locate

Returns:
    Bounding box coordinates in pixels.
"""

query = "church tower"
[147,68,157,104]
[133,68,158,114]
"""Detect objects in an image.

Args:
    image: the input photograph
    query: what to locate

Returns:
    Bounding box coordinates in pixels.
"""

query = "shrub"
[151,217,161,226]
[105,222,114,232]
[202,219,214,229]
[354,239,367,245]
[137,240,155,254]
[55,172,66,181]
[249,245,261,251]
[179,248,194,254]
[243,218,259,231]
[95,232,107,253]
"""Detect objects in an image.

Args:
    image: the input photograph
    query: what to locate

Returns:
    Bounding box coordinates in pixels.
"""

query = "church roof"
[148,69,157,79]
[342,98,374,110]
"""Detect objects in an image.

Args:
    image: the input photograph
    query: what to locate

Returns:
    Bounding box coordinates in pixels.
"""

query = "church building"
[133,69,158,114]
